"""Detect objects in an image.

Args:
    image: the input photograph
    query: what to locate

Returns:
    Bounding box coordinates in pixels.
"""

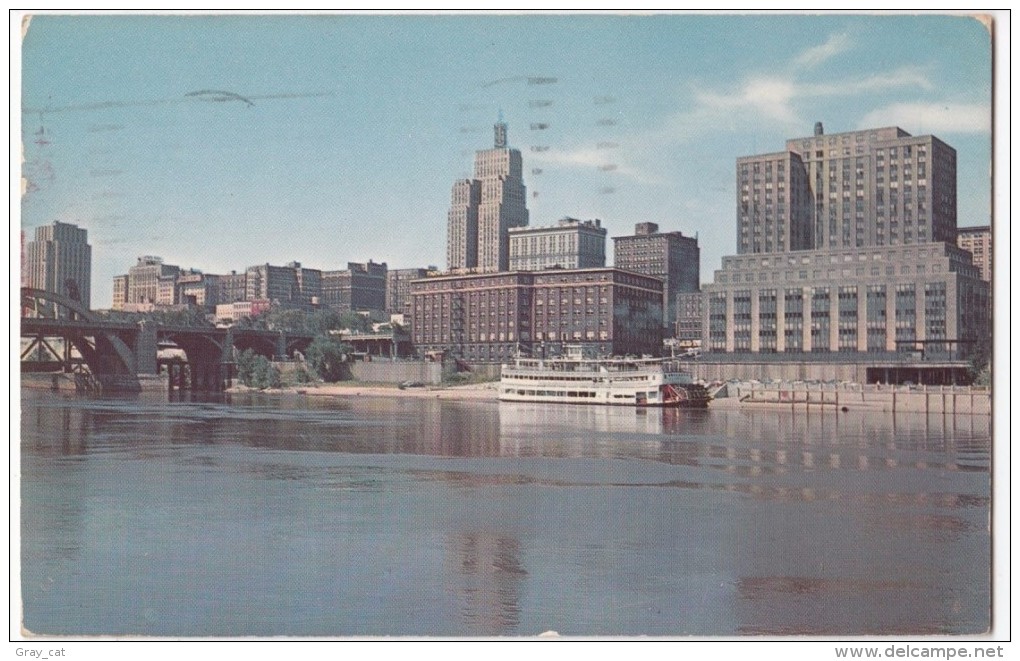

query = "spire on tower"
[494,111,508,148]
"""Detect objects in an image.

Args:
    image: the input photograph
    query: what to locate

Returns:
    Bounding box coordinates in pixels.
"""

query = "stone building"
[245,261,321,309]
[956,225,992,282]
[508,217,607,271]
[126,256,179,308]
[24,221,92,315]
[702,123,990,376]
[737,123,957,253]
[702,243,988,358]
[387,267,434,316]
[322,260,387,313]
[613,222,700,330]
[409,267,663,363]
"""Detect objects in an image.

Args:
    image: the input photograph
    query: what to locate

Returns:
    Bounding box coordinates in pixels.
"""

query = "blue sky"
[16,12,994,308]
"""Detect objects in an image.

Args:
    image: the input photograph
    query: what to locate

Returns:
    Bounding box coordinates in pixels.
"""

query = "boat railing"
[504,356,678,375]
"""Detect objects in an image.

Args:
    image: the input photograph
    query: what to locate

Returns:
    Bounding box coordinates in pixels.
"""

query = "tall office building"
[124,256,180,308]
[24,221,92,314]
[956,225,991,282]
[613,222,700,330]
[177,271,220,310]
[446,119,529,272]
[447,179,481,270]
[322,261,387,313]
[737,123,957,253]
[676,291,704,346]
[245,261,321,308]
[704,123,988,366]
[216,271,248,305]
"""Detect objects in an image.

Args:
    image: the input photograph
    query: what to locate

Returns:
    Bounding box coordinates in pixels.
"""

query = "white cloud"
[792,32,853,69]
[804,66,934,96]
[857,102,990,134]
[650,62,936,147]
[527,34,951,184]
[529,144,665,186]
[694,77,801,126]
[691,64,932,123]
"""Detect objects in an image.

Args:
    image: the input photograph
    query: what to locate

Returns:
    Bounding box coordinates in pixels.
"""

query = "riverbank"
[229,380,501,401]
[716,381,991,415]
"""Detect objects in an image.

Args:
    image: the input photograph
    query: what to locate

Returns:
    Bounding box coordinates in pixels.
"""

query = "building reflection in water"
[20,390,992,636]
[447,532,525,635]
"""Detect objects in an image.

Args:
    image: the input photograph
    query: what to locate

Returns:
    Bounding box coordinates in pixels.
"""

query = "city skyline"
[15,13,995,308]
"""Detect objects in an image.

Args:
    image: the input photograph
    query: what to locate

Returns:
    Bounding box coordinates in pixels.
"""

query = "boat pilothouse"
[498,345,710,408]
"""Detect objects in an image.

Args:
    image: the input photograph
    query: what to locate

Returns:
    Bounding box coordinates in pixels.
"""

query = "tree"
[235,313,269,331]
[967,335,992,386]
[293,365,315,384]
[250,355,282,389]
[265,308,308,333]
[304,309,345,335]
[338,311,372,333]
[305,334,354,382]
[155,307,213,327]
[235,348,258,386]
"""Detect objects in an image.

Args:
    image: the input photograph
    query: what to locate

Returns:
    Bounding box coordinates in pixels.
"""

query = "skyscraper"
[737,123,957,253]
[447,179,480,270]
[446,119,529,272]
[703,123,988,365]
[245,261,322,308]
[24,221,92,315]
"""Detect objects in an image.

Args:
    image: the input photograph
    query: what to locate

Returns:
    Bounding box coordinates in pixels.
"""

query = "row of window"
[718,262,943,284]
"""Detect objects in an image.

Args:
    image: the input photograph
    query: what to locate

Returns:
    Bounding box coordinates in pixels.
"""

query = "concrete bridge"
[20,288,314,392]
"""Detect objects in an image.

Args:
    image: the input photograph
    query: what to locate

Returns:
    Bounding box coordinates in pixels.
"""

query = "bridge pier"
[166,358,233,392]
[167,361,188,391]
[135,321,158,375]
[221,362,234,390]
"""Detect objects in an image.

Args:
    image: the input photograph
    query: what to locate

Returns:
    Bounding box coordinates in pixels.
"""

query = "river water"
[18,389,991,637]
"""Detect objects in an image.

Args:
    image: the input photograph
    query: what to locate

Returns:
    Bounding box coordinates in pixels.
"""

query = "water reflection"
[449,532,525,635]
[20,390,991,636]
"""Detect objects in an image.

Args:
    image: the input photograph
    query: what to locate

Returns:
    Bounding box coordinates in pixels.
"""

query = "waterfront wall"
[350,360,442,385]
[689,360,869,383]
[725,382,991,416]
[680,356,972,385]
[465,363,502,380]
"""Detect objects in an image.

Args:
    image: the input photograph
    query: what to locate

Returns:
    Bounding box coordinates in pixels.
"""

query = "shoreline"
[24,375,991,416]
[227,381,501,402]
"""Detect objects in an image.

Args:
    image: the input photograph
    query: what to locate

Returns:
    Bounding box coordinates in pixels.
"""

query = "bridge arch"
[230,330,280,359]
[158,330,230,391]
[286,336,314,357]
[21,287,99,322]
[21,289,139,390]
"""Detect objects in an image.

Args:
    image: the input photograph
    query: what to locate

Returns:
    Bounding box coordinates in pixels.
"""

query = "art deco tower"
[447,118,529,272]
[447,178,481,270]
